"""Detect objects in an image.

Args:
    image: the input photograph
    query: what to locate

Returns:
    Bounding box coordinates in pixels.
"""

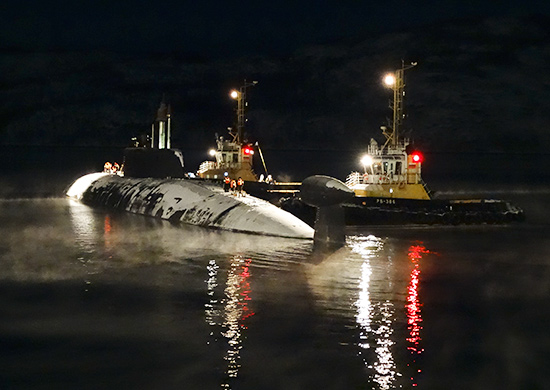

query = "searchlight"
[384,73,396,87]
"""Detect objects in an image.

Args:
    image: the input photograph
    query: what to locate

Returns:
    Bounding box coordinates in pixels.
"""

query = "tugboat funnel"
[301,175,355,250]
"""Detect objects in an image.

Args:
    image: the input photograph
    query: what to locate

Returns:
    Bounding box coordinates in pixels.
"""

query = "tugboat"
[344,62,431,203]
[197,80,260,182]
[281,62,525,225]
[196,80,301,201]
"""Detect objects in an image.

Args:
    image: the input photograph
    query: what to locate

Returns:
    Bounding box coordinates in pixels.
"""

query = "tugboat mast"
[230,80,258,143]
[383,61,417,149]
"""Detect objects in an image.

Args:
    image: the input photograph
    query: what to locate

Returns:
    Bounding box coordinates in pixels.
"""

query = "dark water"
[1,190,549,389]
[1,148,550,389]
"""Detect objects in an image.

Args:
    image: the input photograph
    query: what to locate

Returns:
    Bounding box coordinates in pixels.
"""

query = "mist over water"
[1,193,549,389]
[1,148,549,389]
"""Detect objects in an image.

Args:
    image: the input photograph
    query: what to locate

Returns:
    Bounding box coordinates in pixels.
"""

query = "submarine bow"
[67,173,313,239]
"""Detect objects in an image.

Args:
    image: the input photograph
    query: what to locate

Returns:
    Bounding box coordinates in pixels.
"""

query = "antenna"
[382,61,417,149]
[230,80,258,143]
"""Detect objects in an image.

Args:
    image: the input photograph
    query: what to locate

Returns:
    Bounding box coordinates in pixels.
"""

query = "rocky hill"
[2,15,549,153]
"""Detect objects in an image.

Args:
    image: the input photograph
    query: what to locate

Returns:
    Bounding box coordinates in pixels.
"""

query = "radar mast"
[382,61,417,149]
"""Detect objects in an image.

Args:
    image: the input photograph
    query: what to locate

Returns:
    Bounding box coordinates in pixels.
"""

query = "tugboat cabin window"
[233,153,238,163]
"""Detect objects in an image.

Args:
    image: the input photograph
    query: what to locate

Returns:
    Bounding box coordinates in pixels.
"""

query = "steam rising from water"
[0,198,311,282]
[2,195,550,389]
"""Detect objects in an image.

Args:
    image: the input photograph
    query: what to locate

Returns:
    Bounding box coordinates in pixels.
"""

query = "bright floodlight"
[384,73,396,87]
[360,154,373,167]
[209,149,216,156]
[230,90,239,99]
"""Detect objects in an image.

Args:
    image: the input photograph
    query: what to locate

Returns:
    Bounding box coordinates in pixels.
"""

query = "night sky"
[2,0,550,159]
[3,1,549,57]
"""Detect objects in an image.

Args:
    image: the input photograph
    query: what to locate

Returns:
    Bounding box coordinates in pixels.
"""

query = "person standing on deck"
[223,173,231,192]
[236,177,244,196]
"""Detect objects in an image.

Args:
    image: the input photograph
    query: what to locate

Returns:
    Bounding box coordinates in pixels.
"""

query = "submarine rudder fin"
[300,175,355,250]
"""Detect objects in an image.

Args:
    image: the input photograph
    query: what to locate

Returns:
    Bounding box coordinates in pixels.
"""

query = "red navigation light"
[243,146,254,155]
[411,151,423,164]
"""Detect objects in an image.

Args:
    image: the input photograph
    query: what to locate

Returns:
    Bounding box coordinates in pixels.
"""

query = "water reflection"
[308,235,431,389]
[69,200,118,257]
[205,256,255,389]
[68,199,100,254]
[205,259,220,328]
[406,244,429,387]
[351,235,400,389]
[103,214,114,252]
[68,199,102,289]
[406,245,425,354]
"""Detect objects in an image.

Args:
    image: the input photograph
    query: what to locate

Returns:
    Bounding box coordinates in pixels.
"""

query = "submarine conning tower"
[123,99,185,179]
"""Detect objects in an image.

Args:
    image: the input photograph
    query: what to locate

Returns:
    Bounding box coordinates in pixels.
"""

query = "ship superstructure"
[197,80,262,182]
[345,62,431,201]
[280,63,524,225]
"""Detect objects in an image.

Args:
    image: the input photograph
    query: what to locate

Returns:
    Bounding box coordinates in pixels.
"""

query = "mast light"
[230,90,239,99]
[384,73,396,87]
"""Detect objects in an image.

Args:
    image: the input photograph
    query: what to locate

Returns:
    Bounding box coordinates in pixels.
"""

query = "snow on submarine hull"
[66,172,314,239]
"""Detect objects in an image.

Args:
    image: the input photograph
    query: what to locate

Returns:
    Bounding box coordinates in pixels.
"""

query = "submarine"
[66,101,312,239]
[67,171,315,239]
[66,100,353,245]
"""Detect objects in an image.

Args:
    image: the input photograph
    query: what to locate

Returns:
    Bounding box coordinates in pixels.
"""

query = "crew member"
[223,174,231,192]
[104,162,112,173]
[230,179,237,194]
[236,177,244,196]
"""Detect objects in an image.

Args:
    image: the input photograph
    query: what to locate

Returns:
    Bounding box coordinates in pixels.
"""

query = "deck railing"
[346,171,421,187]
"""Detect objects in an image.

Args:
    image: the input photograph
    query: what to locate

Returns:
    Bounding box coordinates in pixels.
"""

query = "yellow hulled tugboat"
[342,62,524,225]
[196,80,301,200]
[281,62,524,225]
[346,62,431,201]
[197,81,260,182]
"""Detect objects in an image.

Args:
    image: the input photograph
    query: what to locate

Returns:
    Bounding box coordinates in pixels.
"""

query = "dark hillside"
[1,15,549,153]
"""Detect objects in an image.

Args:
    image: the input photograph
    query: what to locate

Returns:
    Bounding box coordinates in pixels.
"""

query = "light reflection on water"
[405,244,429,387]
[350,235,399,389]
[305,235,432,389]
[223,257,254,384]
[205,256,257,388]
[1,192,548,388]
[3,198,434,389]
